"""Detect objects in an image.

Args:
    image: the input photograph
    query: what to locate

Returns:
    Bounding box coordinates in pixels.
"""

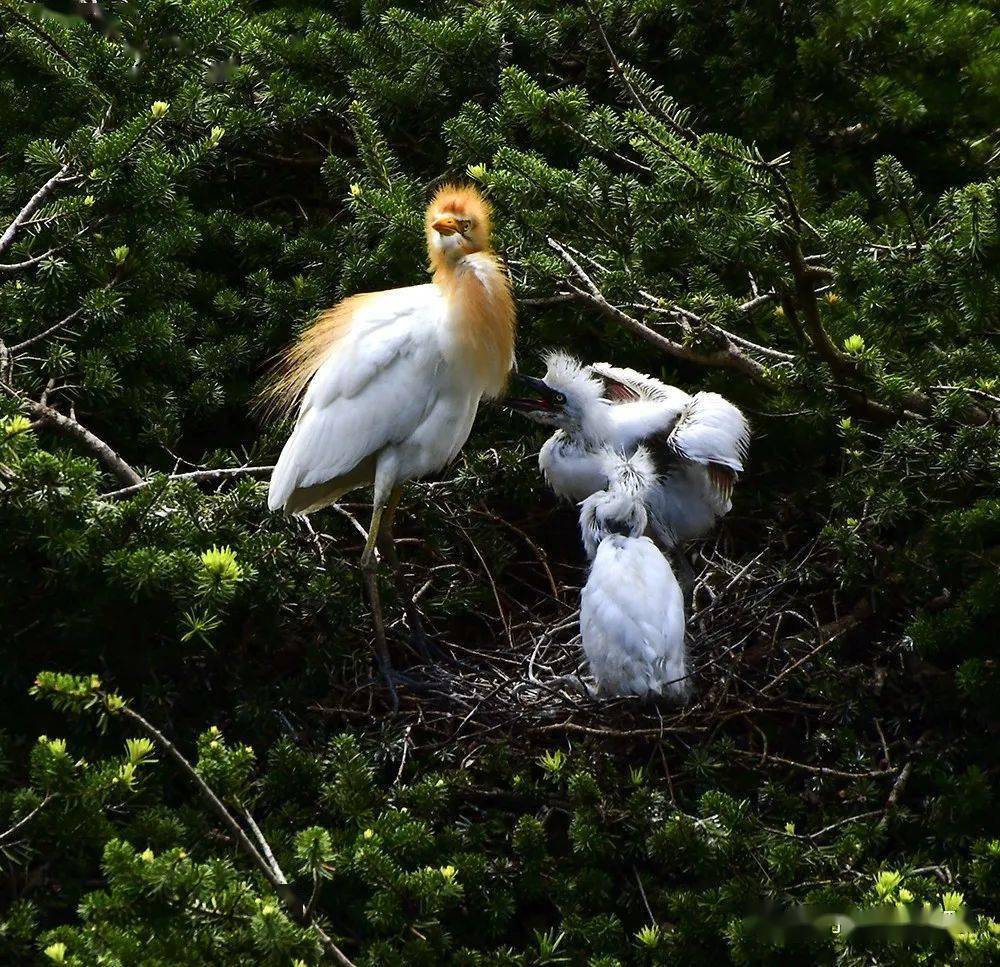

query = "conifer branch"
[113,701,358,967]
[553,117,651,175]
[0,220,100,274]
[0,378,142,486]
[782,245,990,425]
[546,237,769,382]
[582,0,696,141]
[0,1,78,70]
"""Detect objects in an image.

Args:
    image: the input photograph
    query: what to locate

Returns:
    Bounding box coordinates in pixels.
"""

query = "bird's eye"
[554,392,567,405]
[457,219,471,233]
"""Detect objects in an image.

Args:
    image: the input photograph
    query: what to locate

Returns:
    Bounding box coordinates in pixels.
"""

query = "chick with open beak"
[503,361,611,501]
[503,372,570,426]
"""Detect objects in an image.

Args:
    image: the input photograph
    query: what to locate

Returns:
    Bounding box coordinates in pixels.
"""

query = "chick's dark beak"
[503,373,564,413]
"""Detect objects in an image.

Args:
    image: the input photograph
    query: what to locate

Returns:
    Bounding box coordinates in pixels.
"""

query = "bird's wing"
[658,391,749,503]
[587,362,691,408]
[647,463,729,545]
[268,287,445,512]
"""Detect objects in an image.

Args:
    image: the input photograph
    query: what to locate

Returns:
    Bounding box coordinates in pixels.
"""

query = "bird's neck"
[433,252,515,399]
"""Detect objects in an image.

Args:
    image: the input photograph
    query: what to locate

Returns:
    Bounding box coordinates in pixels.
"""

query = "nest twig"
[312,509,880,775]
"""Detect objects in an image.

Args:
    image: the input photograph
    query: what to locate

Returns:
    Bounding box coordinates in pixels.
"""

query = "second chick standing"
[578,448,691,701]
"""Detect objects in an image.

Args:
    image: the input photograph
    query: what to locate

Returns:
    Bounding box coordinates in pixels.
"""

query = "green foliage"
[1,0,999,964]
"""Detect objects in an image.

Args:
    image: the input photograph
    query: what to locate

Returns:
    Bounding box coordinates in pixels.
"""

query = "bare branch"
[738,291,777,313]
[101,465,274,500]
[114,701,357,967]
[0,164,73,258]
[732,747,890,780]
[929,384,1000,407]
[635,290,796,362]
[0,247,59,273]
[0,379,141,486]
[546,237,769,382]
[243,808,289,887]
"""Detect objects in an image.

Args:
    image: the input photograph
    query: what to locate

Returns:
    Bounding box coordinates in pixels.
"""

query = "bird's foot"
[548,673,599,699]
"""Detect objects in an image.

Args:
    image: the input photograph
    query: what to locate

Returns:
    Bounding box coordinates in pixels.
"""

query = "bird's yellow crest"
[426,183,514,397]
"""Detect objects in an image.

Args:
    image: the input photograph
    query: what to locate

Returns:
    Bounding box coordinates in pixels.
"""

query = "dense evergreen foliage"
[2,1,999,963]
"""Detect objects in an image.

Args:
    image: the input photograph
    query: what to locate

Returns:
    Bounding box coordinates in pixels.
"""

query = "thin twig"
[114,701,357,967]
[0,794,52,844]
[546,237,768,382]
[8,307,84,353]
[101,465,274,500]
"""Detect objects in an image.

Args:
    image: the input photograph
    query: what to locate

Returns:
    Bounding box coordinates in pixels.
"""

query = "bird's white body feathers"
[577,450,690,700]
[268,281,505,515]
[581,535,688,699]
[667,391,748,472]
[538,431,606,501]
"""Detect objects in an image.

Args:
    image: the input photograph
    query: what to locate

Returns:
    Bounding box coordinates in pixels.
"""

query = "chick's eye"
[555,393,567,404]
[457,219,472,232]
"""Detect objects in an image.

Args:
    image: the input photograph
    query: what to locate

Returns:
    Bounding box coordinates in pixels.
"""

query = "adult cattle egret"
[505,352,749,549]
[579,448,690,700]
[262,184,516,688]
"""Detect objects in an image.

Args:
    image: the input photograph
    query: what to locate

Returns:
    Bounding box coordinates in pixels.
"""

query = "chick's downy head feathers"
[579,446,658,558]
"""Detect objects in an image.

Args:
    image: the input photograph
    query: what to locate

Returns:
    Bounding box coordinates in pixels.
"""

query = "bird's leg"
[360,499,398,710]
[376,486,434,662]
[672,546,696,611]
[359,500,386,572]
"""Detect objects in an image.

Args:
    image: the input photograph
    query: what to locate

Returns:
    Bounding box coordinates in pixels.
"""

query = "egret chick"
[579,447,690,700]
[262,184,516,690]
[506,353,749,548]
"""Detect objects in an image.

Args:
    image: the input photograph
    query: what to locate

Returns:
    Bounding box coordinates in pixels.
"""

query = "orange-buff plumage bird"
[262,184,516,685]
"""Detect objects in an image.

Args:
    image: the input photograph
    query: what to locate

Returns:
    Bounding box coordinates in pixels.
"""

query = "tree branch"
[114,700,357,967]
[8,307,84,353]
[0,1,79,69]
[782,244,990,425]
[546,237,769,382]
[0,220,99,274]
[0,379,141,486]
[100,465,274,500]
[634,290,796,362]
[0,163,73,258]
[0,247,59,273]
[0,794,52,845]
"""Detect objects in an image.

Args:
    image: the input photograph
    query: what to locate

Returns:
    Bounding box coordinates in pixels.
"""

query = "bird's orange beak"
[432,215,461,237]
